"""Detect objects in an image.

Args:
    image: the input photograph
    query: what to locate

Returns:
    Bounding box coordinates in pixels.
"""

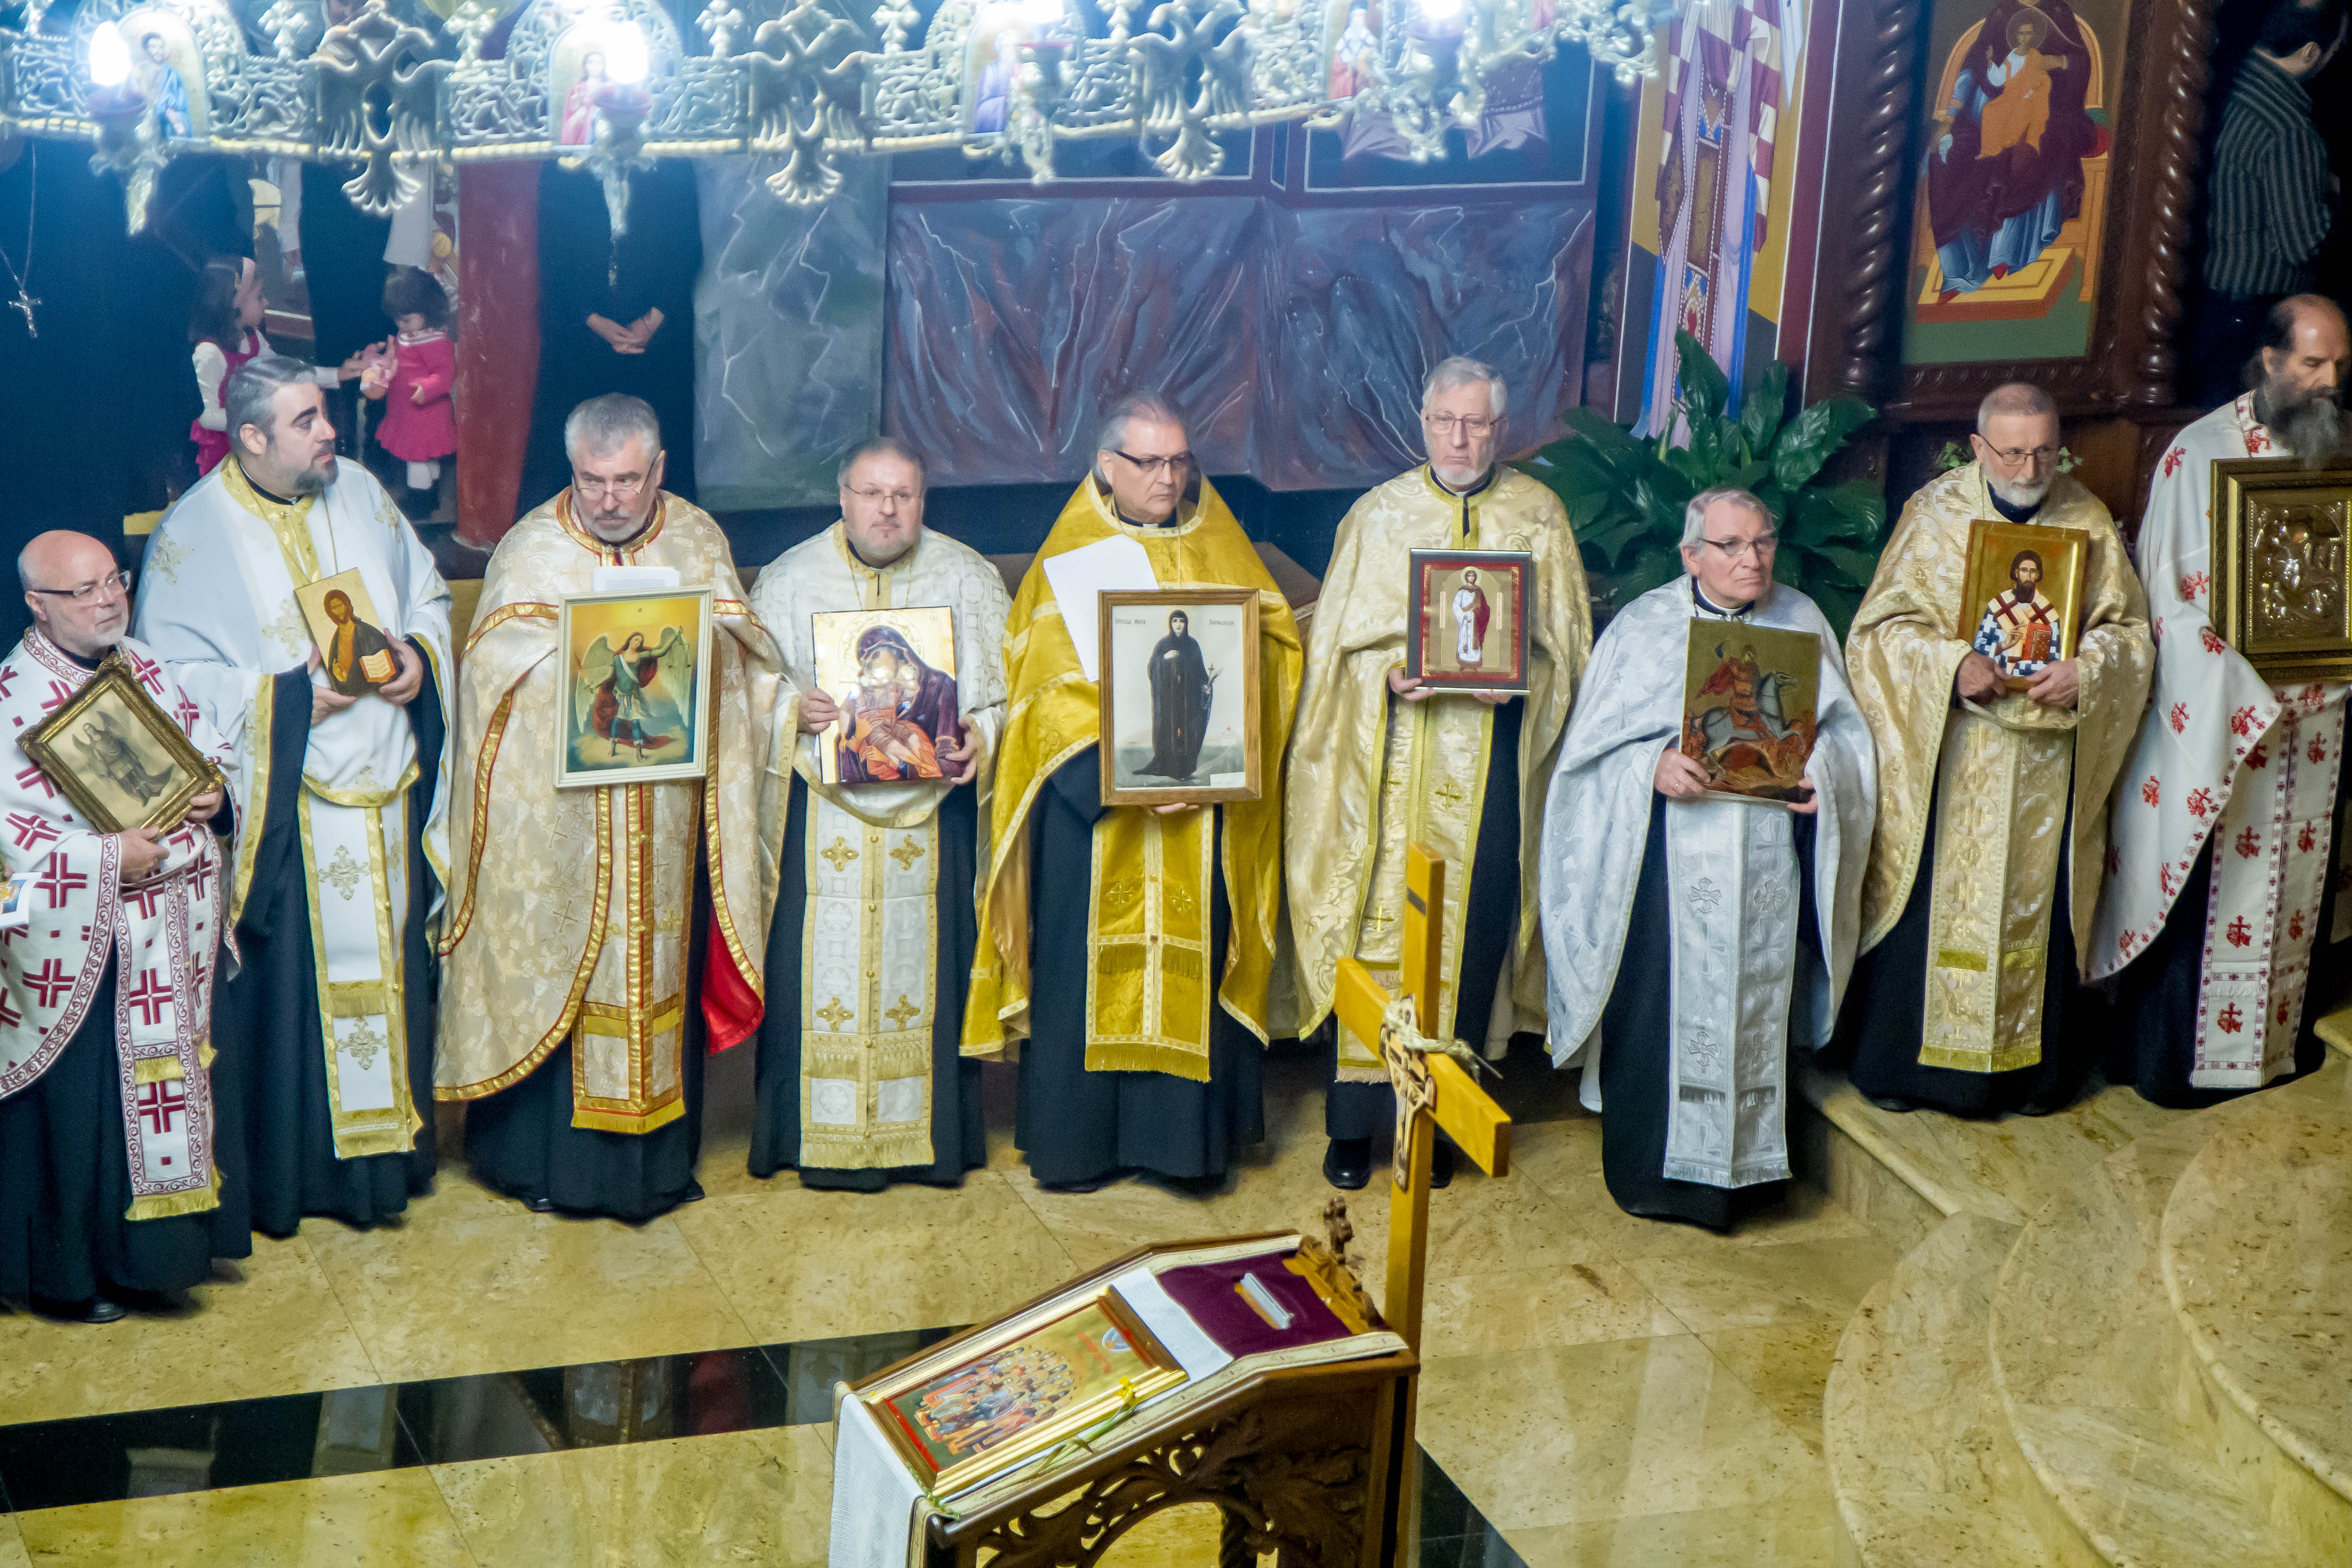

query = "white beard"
[1988,471,2052,510]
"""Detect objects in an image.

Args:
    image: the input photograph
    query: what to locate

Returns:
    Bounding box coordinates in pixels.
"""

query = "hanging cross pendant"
[8,289,36,339]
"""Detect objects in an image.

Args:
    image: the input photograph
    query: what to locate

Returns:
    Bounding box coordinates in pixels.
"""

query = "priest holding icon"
[1539,487,1874,1227]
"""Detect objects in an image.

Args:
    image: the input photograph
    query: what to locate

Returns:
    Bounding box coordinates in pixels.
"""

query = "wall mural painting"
[1900,0,2122,367]
[1630,0,1807,435]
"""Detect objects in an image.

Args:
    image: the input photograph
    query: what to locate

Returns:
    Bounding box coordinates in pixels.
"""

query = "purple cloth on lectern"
[1154,1250,1354,1357]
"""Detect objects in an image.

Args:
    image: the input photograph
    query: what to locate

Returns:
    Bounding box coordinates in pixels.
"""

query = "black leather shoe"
[1323,1137,1372,1191]
[522,1195,558,1214]
[1429,1137,1456,1189]
[32,1295,124,1324]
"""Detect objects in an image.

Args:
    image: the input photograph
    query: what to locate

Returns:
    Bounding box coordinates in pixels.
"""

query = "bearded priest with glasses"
[436,395,782,1219]
[1285,357,1590,1192]
[132,355,453,1240]
[967,394,1301,1192]
[1833,382,2152,1116]
[2092,296,2352,1106]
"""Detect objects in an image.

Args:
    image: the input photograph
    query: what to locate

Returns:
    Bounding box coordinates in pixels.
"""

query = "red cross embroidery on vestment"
[136,1078,186,1133]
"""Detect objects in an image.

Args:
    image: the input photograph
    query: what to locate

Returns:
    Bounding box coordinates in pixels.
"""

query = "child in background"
[364,266,457,517]
[188,255,358,476]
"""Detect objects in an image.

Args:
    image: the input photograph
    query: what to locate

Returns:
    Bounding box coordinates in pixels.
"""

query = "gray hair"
[563,394,662,463]
[837,436,928,491]
[1975,381,2058,436]
[1680,486,1775,550]
[1422,356,1510,419]
[224,353,318,449]
[1093,392,1187,484]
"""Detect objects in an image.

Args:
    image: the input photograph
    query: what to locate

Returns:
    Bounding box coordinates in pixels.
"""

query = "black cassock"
[1829,792,2096,1116]
[1327,699,1523,1141]
[749,776,986,1189]
[2106,743,2350,1108]
[1016,749,1263,1186]
[519,162,703,514]
[1596,795,1816,1229]
[1142,631,1212,780]
[210,662,441,1239]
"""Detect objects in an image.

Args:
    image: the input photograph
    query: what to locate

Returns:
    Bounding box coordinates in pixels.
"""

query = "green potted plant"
[1518,331,1887,634]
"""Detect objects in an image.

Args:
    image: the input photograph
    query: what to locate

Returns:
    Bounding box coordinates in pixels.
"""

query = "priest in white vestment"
[0,533,239,1321]
[2093,294,2352,1104]
[437,395,781,1219]
[1541,487,1874,1227]
[133,357,454,1238]
[748,438,1009,1189]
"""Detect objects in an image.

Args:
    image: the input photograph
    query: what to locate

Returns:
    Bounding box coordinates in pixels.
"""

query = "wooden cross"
[1332,844,1509,1557]
[1331,843,1512,1355]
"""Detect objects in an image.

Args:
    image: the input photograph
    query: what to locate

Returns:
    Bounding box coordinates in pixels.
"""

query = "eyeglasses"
[28,570,132,604]
[1112,450,1193,478]
[846,485,921,506]
[574,474,648,500]
[1701,536,1779,561]
[1985,444,2059,467]
[1425,414,1499,436]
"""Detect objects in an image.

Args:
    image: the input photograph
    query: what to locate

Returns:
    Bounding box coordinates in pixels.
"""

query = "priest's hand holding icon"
[1953,650,2006,704]
[376,638,424,706]
[1387,664,1431,702]
[1788,773,1819,816]
[797,689,841,735]
[2026,657,2079,709]
[1653,745,1712,801]
[118,827,169,884]
[941,719,979,785]
[183,783,225,827]
[306,647,358,726]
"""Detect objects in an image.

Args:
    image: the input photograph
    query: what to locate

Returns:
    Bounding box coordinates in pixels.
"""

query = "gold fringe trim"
[131,1057,186,1084]
[571,1094,686,1135]
[125,1164,221,1222]
[229,674,275,931]
[438,689,516,955]
[1919,1043,2044,1074]
[1082,1038,1214,1082]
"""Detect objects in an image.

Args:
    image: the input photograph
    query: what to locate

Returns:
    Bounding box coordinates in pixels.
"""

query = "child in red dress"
[362,266,457,516]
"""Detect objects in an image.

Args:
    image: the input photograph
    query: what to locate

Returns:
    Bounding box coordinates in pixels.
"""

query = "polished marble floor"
[0,1040,1902,1566]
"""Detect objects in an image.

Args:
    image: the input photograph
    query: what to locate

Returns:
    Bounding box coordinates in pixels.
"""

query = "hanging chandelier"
[0,0,1669,232]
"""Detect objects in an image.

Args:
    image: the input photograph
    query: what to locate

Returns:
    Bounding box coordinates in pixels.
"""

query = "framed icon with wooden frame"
[859,1280,1189,1497]
[1961,518,2089,692]
[1097,588,1261,807]
[2209,458,2352,682]
[19,653,224,834]
[1406,548,1532,694]
[554,585,715,789]
[294,568,399,698]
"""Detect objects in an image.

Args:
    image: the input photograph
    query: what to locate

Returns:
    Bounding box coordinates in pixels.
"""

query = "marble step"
[1823,1211,2056,1568]
[2157,1062,2352,1564]
[1986,1097,2304,1568]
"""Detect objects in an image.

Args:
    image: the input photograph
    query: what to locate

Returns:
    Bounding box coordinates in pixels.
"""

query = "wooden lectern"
[863,845,1508,1568]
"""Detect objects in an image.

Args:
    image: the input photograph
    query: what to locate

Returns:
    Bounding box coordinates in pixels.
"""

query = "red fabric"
[701,911,761,1052]
[374,334,458,462]
[454,161,541,548]
[1156,1251,1352,1356]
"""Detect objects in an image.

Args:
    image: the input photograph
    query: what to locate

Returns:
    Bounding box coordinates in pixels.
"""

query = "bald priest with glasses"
[967,394,1301,1192]
[1286,357,1590,1191]
[1833,383,2152,1116]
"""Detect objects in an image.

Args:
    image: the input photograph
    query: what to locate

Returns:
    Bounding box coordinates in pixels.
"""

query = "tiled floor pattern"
[0,1040,1898,1564]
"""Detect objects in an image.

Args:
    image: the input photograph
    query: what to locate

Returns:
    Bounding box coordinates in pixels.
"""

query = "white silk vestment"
[0,633,235,1219]
[134,457,453,1160]
[2092,395,2351,1089]
[1540,579,1874,1189]
[750,524,1009,1170]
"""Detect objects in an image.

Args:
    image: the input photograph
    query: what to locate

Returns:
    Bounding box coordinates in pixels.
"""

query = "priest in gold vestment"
[437,397,782,1219]
[966,395,1302,1191]
[1286,357,1590,1191]
[1836,384,2152,1114]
